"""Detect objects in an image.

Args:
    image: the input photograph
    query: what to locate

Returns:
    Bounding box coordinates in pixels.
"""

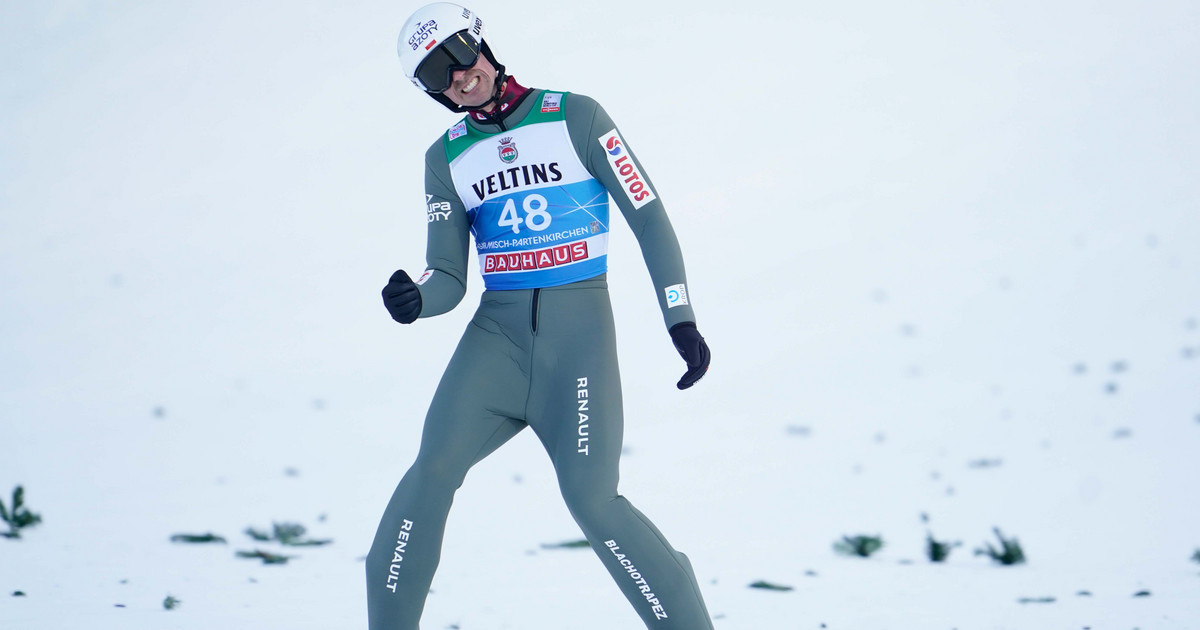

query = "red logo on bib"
[484,241,589,273]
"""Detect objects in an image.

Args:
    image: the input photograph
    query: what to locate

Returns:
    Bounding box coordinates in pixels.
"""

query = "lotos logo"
[408,20,438,51]
[497,136,518,164]
[605,135,622,156]
[597,129,656,210]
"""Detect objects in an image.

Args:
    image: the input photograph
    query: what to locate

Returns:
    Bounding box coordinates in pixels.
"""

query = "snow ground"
[2,1,1199,629]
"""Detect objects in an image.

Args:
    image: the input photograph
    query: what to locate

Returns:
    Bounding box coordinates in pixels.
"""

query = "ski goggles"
[414,30,481,93]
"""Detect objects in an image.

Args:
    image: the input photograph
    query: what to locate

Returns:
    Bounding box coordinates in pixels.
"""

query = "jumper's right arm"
[381,139,471,324]
[413,140,471,318]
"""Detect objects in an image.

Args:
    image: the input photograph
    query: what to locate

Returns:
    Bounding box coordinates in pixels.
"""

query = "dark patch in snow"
[748,580,794,591]
[975,528,1025,565]
[926,532,959,562]
[833,534,884,558]
[786,425,811,437]
[236,549,293,565]
[170,532,227,544]
[244,522,330,546]
[540,539,590,550]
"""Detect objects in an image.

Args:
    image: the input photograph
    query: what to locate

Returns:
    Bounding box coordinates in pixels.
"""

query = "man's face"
[441,52,497,109]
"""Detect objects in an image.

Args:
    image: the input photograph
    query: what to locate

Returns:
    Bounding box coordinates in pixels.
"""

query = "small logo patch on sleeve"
[664,283,688,308]
[417,270,435,285]
[540,92,562,113]
[448,121,467,141]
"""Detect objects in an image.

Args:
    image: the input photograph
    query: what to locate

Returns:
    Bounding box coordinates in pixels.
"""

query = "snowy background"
[3,0,1199,628]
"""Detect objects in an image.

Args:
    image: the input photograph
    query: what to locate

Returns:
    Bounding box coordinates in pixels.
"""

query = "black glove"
[669,322,710,390]
[381,269,422,324]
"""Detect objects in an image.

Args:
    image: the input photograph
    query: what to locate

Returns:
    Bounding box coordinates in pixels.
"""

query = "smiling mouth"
[460,75,481,94]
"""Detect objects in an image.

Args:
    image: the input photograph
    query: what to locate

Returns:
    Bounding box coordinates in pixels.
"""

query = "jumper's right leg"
[366,316,530,630]
[365,414,523,629]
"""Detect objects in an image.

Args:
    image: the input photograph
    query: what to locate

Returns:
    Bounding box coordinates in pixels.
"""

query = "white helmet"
[397,2,488,93]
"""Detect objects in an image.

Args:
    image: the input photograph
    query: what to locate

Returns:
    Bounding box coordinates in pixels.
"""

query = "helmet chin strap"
[465,72,507,114]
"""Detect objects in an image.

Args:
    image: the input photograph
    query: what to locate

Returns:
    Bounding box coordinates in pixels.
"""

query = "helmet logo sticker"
[498,137,518,164]
[408,20,438,51]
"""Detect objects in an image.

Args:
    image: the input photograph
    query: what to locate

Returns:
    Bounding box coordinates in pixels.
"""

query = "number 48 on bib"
[497,193,552,234]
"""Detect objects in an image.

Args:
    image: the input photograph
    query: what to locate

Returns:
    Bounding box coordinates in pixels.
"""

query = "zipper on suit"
[530,288,541,332]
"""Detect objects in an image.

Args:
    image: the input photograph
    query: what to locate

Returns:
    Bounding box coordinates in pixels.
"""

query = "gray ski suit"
[366,87,713,630]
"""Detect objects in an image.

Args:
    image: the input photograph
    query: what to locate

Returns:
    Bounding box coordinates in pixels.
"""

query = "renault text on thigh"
[576,377,590,455]
[384,519,414,593]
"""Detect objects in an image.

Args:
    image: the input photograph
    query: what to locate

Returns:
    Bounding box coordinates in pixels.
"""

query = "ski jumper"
[366,88,712,630]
